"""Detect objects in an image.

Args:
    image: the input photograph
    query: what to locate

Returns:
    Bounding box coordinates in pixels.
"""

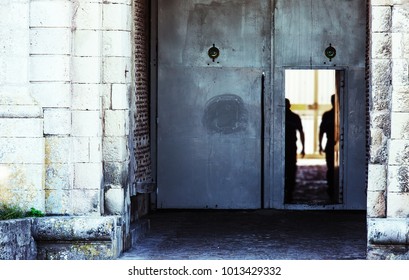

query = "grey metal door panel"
[158,137,261,208]
[157,0,269,209]
[274,0,366,67]
[157,67,262,138]
[157,67,263,209]
[158,0,270,68]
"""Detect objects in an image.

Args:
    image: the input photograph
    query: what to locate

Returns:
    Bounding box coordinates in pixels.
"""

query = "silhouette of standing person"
[319,94,335,201]
[285,98,305,203]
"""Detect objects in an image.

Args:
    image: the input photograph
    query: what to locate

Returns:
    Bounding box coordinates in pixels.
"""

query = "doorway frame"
[271,66,348,210]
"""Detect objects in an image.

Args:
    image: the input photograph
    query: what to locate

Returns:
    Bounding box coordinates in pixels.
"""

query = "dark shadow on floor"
[119,209,367,260]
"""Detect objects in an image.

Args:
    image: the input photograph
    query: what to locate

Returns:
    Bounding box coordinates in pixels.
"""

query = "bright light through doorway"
[285,69,338,205]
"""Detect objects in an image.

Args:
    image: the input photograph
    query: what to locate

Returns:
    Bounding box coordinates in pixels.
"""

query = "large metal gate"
[156,0,270,209]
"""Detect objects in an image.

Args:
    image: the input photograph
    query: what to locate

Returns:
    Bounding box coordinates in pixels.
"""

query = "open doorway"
[284,69,343,205]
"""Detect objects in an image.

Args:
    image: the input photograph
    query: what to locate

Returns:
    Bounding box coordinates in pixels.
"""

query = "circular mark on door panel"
[203,94,248,134]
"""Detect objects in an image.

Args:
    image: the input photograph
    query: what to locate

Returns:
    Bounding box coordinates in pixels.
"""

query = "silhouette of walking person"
[319,94,335,201]
[285,98,305,203]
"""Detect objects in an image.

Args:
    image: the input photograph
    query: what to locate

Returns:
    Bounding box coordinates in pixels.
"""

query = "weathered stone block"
[370,111,391,134]
[368,164,387,191]
[0,138,44,164]
[1,57,29,84]
[72,110,101,137]
[103,161,128,185]
[30,28,71,55]
[391,112,409,139]
[102,84,112,109]
[0,28,29,56]
[33,216,122,260]
[45,136,71,163]
[30,55,70,82]
[45,163,73,190]
[72,57,102,83]
[400,33,409,59]
[369,133,388,164]
[73,30,102,57]
[387,192,409,217]
[45,188,72,215]
[102,3,132,31]
[72,189,100,215]
[368,244,409,260]
[392,5,409,33]
[0,219,37,260]
[103,57,132,83]
[30,0,72,28]
[44,109,71,135]
[372,6,392,32]
[392,32,404,59]
[368,218,409,244]
[103,136,128,162]
[103,30,132,57]
[372,32,392,59]
[372,59,392,87]
[391,87,409,112]
[367,190,386,218]
[73,2,102,30]
[104,109,128,136]
[0,105,43,118]
[0,163,44,192]
[112,84,129,110]
[74,163,102,190]
[72,84,101,111]
[371,0,393,5]
[0,86,35,106]
[0,1,29,29]
[0,188,45,213]
[33,216,118,241]
[72,137,90,163]
[389,139,409,165]
[393,59,409,88]
[0,118,43,138]
[30,82,71,108]
[388,165,409,193]
[104,186,124,215]
[89,137,102,163]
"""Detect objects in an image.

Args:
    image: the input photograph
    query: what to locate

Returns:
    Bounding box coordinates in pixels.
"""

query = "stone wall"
[0,0,45,212]
[0,0,134,214]
[368,0,409,259]
[0,0,132,215]
[0,0,137,259]
[0,219,37,260]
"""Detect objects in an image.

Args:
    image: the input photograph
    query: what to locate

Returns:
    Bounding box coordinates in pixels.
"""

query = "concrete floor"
[119,209,367,260]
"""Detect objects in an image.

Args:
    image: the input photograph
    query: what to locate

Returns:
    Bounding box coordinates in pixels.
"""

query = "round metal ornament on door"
[325,44,336,61]
[208,44,220,61]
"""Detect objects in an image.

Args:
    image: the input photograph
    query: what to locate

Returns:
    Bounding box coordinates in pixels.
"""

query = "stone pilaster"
[368,0,409,259]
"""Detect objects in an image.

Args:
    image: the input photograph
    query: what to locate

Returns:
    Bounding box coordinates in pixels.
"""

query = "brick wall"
[132,0,153,194]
